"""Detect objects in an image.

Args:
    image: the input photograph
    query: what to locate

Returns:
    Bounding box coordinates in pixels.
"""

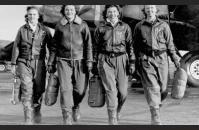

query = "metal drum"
[171,68,188,99]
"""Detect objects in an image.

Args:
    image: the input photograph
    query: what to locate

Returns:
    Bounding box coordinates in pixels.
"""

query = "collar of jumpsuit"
[142,17,161,26]
[28,22,38,32]
[106,18,119,27]
[60,15,83,25]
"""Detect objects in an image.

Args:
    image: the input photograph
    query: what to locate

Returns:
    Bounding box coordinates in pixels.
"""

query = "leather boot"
[160,91,168,107]
[33,106,42,124]
[62,110,72,125]
[24,110,34,125]
[161,91,168,102]
[150,107,162,125]
[117,111,121,121]
[117,105,122,121]
[72,108,80,122]
[108,109,118,125]
[117,95,126,121]
[24,109,34,125]
[23,101,34,125]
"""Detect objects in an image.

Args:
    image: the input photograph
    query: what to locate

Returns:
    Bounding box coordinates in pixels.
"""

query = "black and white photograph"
[0,5,199,126]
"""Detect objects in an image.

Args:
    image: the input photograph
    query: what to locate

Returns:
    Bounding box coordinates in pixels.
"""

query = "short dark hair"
[26,6,39,12]
[102,5,122,20]
[26,6,43,22]
[60,5,79,16]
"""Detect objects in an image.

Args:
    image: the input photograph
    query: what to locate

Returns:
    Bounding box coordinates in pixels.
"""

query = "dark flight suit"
[94,20,135,124]
[48,16,93,124]
[133,18,180,124]
[11,23,52,124]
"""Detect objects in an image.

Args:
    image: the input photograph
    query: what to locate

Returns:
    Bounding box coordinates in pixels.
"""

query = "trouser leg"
[107,109,118,125]
[140,60,161,108]
[32,60,46,123]
[17,62,34,125]
[139,60,162,125]
[62,109,72,125]
[116,54,128,121]
[144,86,162,125]
[150,107,161,125]
[23,101,34,125]
[72,60,88,122]
[57,59,73,125]
[33,104,42,124]
[158,63,169,102]
[98,54,118,125]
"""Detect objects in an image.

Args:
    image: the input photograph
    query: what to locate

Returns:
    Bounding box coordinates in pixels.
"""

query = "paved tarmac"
[0,86,198,125]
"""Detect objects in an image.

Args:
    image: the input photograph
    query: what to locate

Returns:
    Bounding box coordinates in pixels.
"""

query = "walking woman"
[47,5,93,125]
[93,5,135,125]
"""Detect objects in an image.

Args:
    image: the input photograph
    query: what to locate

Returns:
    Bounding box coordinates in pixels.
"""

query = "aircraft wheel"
[180,51,199,87]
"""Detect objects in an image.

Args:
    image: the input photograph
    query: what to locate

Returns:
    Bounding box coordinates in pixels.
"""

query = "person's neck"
[29,21,38,26]
[66,16,75,23]
[107,18,119,26]
[146,16,156,23]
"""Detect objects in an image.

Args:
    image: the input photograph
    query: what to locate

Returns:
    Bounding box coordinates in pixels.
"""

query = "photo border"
[1,0,199,130]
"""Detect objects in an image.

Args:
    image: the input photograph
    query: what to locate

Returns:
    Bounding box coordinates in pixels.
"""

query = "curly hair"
[102,5,122,20]
[141,5,159,18]
[60,5,79,16]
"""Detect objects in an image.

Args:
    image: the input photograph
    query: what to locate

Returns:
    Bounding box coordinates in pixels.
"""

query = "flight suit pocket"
[157,30,167,49]
[116,31,125,42]
[140,54,152,68]
[155,53,168,65]
[157,30,166,43]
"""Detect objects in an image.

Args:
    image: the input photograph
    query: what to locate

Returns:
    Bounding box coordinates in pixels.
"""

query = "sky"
[0,5,31,41]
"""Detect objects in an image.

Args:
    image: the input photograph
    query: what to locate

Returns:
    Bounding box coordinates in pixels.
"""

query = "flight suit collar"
[142,17,163,27]
[60,15,82,26]
[24,22,43,31]
[24,22,46,45]
[105,19,123,27]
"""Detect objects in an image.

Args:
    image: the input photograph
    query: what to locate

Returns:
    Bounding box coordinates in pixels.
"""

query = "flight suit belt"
[17,55,44,67]
[100,51,126,58]
[141,49,167,57]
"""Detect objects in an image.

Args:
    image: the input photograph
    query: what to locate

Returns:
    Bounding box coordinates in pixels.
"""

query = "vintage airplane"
[0,5,199,87]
